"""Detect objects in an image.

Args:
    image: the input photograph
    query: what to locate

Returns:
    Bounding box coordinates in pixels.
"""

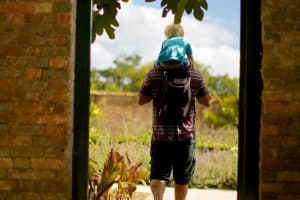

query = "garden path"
[133,185,237,200]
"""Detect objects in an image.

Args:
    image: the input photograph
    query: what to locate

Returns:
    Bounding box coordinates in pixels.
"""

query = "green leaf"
[91,32,96,43]
[105,26,115,39]
[91,0,208,41]
[199,0,208,10]
[193,7,204,21]
[111,18,120,27]
[161,0,167,7]
[174,0,188,23]
[185,0,193,14]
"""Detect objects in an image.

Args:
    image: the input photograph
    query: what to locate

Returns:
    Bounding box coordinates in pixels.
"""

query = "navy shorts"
[150,139,196,185]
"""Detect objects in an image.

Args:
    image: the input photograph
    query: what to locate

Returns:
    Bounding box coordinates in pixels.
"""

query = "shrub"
[88,148,148,200]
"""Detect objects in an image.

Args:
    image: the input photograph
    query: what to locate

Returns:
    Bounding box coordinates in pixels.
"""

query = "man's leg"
[150,179,166,200]
[174,184,188,200]
[173,140,195,200]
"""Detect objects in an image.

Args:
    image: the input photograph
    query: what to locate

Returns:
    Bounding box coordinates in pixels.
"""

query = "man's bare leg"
[150,179,166,200]
[175,184,188,200]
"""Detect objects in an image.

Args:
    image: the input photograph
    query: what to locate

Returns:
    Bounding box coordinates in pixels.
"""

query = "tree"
[193,62,239,127]
[90,55,152,92]
[92,0,208,41]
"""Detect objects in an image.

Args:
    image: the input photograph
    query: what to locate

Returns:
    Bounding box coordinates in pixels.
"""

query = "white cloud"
[91,2,240,77]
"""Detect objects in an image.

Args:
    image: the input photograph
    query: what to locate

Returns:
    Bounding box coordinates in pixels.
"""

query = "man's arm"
[196,93,212,107]
[187,54,194,69]
[138,93,152,105]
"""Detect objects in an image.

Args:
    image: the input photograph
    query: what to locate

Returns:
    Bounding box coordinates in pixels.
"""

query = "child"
[156,23,194,70]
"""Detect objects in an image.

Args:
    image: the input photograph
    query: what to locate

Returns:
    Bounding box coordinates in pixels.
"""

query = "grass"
[89,123,238,189]
[89,101,238,189]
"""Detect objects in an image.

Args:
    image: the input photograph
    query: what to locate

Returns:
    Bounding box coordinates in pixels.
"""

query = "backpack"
[158,68,192,124]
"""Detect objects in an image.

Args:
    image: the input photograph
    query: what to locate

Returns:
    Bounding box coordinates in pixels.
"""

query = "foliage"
[204,95,238,128]
[195,126,238,150]
[92,0,208,41]
[156,0,207,23]
[91,55,239,128]
[89,102,238,190]
[91,55,152,92]
[191,149,237,189]
[193,62,239,128]
[88,148,148,200]
[92,0,129,41]
[89,102,103,144]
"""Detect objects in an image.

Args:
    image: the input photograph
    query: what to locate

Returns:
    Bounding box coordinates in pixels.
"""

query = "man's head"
[164,23,184,38]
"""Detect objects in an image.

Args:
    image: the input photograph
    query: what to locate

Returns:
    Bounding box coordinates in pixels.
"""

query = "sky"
[91,0,240,77]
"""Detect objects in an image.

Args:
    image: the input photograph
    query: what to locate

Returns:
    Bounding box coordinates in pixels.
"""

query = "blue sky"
[134,0,240,22]
[133,0,240,47]
[91,0,241,77]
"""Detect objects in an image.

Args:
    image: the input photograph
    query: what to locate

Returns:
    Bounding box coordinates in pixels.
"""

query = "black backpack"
[158,68,192,124]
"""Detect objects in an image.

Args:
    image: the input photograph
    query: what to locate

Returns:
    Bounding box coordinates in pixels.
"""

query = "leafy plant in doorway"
[88,148,148,200]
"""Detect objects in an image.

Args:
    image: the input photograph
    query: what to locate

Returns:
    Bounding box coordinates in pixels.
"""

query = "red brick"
[11,146,60,158]
[58,13,70,25]
[31,158,64,169]
[0,113,16,123]
[284,183,300,194]
[15,136,32,146]
[37,114,70,125]
[49,56,69,69]
[0,180,14,191]
[0,158,13,168]
[24,47,41,56]
[282,136,300,147]
[278,171,300,182]
[260,182,284,193]
[45,124,65,136]
[0,124,9,135]
[0,80,13,91]
[11,125,44,136]
[32,136,67,147]
[47,81,70,91]
[0,102,12,113]
[23,68,42,80]
[278,194,300,200]
[260,148,278,169]
[14,102,45,114]
[6,13,24,24]
[264,101,300,115]
[34,3,52,14]
[25,13,56,24]
[0,3,34,14]
[7,169,56,180]
[42,69,69,81]
[13,158,30,169]
[47,36,69,46]
[0,147,10,157]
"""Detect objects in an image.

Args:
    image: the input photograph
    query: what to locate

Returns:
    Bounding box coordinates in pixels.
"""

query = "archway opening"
[72,0,262,199]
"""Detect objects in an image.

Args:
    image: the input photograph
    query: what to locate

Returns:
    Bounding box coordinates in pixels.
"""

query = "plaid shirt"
[139,68,209,142]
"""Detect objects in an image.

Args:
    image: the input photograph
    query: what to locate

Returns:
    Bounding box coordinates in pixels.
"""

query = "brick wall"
[1,0,300,199]
[0,1,73,199]
[260,0,300,199]
[90,91,207,135]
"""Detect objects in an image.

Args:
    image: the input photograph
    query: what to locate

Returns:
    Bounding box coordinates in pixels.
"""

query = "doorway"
[72,0,262,199]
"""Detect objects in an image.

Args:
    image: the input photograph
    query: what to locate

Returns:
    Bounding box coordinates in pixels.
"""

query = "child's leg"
[181,58,192,71]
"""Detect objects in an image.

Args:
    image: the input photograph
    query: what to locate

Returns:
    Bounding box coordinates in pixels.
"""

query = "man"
[138,66,211,200]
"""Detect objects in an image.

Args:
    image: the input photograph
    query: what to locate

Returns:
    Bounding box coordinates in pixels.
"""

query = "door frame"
[72,0,263,199]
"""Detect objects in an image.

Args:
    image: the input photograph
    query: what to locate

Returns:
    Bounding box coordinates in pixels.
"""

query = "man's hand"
[197,93,212,107]
[138,93,152,105]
